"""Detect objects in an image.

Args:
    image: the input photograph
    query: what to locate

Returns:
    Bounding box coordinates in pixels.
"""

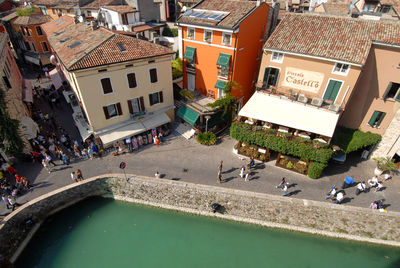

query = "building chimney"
[91,21,98,30]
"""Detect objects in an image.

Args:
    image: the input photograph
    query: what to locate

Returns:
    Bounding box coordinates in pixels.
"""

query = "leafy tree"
[16,6,35,16]
[171,57,183,80]
[0,89,24,158]
[207,81,241,121]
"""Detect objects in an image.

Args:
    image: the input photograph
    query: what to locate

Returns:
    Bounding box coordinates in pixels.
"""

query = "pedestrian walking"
[281,183,288,196]
[244,171,250,182]
[76,169,83,181]
[276,177,287,189]
[155,136,160,148]
[42,159,51,173]
[126,137,132,152]
[217,170,222,184]
[218,160,223,173]
[70,171,78,183]
[61,153,69,165]
[45,153,57,166]
[239,166,245,178]
[155,171,161,178]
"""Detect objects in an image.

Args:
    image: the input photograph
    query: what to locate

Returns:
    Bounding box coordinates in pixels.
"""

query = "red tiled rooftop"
[81,0,117,9]
[13,15,52,26]
[132,24,152,32]
[102,5,137,14]
[177,0,259,29]
[41,15,75,36]
[30,0,59,6]
[322,3,350,15]
[264,13,400,65]
[47,23,173,71]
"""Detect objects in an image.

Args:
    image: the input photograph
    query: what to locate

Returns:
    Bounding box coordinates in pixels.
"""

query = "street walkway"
[1,67,399,216]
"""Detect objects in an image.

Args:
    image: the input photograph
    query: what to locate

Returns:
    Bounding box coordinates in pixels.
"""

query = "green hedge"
[162,27,178,37]
[196,132,216,146]
[331,126,381,153]
[230,122,333,164]
[172,58,183,79]
[308,162,327,179]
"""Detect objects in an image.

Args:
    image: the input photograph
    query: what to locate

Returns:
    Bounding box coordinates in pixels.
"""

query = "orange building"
[11,14,52,66]
[177,0,270,107]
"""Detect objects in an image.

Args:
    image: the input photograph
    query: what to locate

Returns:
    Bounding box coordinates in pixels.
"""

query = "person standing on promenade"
[217,170,222,184]
[70,171,78,183]
[76,169,83,181]
[42,159,51,173]
[276,177,287,189]
[239,166,245,178]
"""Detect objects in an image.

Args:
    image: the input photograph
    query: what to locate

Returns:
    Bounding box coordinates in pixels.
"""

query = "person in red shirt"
[7,166,16,175]
[31,151,41,163]
[15,174,23,185]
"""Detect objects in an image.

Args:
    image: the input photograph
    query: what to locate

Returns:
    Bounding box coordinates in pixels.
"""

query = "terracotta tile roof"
[30,0,60,6]
[177,0,259,29]
[132,24,152,32]
[41,15,75,36]
[102,5,137,14]
[13,15,52,26]
[322,3,350,15]
[264,13,400,65]
[0,11,17,22]
[72,33,174,70]
[48,23,173,71]
[81,0,117,9]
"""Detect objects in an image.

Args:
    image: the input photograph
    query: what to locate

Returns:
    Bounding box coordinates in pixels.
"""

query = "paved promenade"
[1,69,399,216]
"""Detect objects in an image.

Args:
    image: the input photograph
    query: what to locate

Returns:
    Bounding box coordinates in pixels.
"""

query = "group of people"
[326,173,392,207]
[0,164,28,211]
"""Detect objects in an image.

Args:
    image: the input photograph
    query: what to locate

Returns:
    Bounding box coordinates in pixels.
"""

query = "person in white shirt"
[356,182,366,195]
[334,192,344,204]
[368,176,379,187]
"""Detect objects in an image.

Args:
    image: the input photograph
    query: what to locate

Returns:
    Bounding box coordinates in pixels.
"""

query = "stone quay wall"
[1,174,400,261]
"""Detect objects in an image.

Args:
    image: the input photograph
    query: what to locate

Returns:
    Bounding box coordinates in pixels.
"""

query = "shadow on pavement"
[287,190,301,196]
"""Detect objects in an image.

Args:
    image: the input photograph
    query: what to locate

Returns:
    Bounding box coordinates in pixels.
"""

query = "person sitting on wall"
[326,186,336,200]
[334,191,344,204]
[355,181,367,195]
[248,157,255,169]
[342,176,354,189]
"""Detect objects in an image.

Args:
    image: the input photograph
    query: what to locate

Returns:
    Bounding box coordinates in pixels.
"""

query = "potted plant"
[373,157,397,175]
[233,143,238,154]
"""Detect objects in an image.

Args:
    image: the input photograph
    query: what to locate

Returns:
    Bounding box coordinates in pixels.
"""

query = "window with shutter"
[263,67,279,88]
[149,94,154,106]
[116,103,122,115]
[159,91,163,103]
[149,92,162,105]
[383,82,400,100]
[323,80,342,102]
[103,106,110,119]
[36,26,43,36]
[368,111,386,127]
[140,96,145,111]
[101,78,113,94]
[150,68,158,83]
[127,73,137,88]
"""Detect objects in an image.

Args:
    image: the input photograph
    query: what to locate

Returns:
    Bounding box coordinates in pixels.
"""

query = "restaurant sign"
[282,67,324,93]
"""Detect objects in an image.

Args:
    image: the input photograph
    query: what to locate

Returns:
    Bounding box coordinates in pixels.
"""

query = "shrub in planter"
[196,132,217,145]
[308,162,327,179]
[286,161,294,169]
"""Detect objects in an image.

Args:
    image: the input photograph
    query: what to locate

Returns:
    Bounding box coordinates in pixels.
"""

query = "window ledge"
[332,71,349,76]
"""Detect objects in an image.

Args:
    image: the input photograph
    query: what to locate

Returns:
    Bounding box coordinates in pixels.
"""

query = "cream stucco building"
[242,13,400,161]
[44,21,175,147]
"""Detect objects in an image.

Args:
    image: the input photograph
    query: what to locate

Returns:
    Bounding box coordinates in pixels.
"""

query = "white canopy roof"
[238,91,340,137]
[99,112,171,147]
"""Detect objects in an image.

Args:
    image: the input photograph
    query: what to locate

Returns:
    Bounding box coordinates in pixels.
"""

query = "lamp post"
[205,115,211,133]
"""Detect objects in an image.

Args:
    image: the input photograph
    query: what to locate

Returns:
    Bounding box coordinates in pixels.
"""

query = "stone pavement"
[1,66,399,216]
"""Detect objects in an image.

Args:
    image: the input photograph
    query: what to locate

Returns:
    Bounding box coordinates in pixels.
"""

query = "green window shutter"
[376,112,386,126]
[323,80,342,101]
[263,68,271,84]
[271,69,279,86]
[383,82,392,99]
[395,90,400,101]
[368,111,380,126]
[184,47,196,61]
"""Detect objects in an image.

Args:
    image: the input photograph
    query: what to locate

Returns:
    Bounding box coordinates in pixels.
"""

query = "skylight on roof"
[57,20,66,26]
[68,41,83,49]
[59,37,72,43]
[117,42,126,52]
[54,18,63,24]
[182,9,229,21]
[54,29,65,36]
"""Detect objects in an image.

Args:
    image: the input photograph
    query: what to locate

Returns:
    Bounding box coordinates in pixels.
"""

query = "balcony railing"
[255,83,342,113]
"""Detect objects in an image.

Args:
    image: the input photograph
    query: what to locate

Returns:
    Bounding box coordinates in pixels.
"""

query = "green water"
[17,197,400,268]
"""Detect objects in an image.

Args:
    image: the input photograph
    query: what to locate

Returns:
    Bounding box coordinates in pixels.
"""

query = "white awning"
[99,121,145,147]
[238,91,340,137]
[49,68,63,89]
[142,112,171,130]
